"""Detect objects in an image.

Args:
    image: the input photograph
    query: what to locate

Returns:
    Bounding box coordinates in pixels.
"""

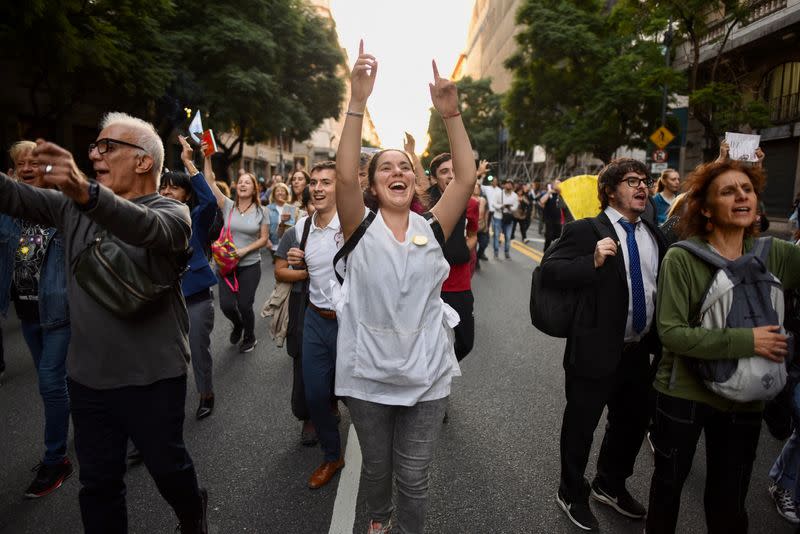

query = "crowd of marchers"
[2,41,800,534]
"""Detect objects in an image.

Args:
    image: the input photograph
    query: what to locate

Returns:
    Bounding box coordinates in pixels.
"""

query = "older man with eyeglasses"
[0,112,208,534]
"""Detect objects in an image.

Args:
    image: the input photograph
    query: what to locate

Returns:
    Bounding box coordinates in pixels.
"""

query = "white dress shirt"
[294,212,344,308]
[603,206,659,342]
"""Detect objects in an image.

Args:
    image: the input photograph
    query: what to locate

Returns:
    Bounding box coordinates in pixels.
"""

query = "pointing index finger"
[432,60,440,80]
[359,39,364,56]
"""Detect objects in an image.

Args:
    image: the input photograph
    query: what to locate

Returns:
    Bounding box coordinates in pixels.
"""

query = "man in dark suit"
[542,158,667,532]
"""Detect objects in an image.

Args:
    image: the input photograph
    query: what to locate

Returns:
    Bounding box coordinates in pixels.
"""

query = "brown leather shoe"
[308,458,345,489]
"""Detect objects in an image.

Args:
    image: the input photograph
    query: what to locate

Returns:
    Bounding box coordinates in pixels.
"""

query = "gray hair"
[100,112,164,178]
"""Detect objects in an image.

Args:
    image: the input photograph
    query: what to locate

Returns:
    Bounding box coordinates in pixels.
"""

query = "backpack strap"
[299,215,313,251]
[333,210,377,285]
[422,211,446,249]
[672,240,730,270]
[752,236,773,263]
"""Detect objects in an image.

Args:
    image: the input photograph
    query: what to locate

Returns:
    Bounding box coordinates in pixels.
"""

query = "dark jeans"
[348,396,448,534]
[291,353,310,421]
[69,376,202,534]
[218,262,261,342]
[560,344,651,501]
[512,218,530,241]
[476,231,490,259]
[441,290,474,362]
[543,221,562,252]
[302,308,340,462]
[645,392,762,534]
[20,321,71,465]
[187,290,215,396]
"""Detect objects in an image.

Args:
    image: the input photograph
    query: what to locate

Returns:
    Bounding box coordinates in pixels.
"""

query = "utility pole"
[661,18,673,127]
[278,128,284,177]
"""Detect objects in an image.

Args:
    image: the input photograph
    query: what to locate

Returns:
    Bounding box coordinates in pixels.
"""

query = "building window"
[763,62,800,123]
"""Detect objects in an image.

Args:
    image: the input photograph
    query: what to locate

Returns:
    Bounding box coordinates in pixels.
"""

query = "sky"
[329,0,473,153]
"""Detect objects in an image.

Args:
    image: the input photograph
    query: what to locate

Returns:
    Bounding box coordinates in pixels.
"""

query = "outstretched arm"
[427,60,477,241]
[336,40,377,240]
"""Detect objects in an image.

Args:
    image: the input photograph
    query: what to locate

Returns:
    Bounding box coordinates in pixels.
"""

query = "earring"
[705,218,713,232]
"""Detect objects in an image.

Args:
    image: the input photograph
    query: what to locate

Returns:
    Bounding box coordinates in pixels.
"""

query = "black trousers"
[441,290,475,362]
[645,392,762,534]
[69,375,202,534]
[218,262,262,341]
[559,344,651,501]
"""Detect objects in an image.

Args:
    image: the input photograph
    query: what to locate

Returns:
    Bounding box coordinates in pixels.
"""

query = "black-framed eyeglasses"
[619,176,653,189]
[88,138,146,156]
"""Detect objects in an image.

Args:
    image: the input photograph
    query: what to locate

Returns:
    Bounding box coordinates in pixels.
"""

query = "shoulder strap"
[422,211,446,248]
[333,210,377,285]
[299,216,312,251]
[672,240,729,270]
[752,236,772,262]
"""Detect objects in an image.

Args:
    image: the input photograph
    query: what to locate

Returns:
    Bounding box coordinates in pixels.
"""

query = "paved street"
[0,233,794,534]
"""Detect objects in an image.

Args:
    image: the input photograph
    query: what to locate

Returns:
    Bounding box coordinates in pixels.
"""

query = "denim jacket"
[0,214,69,328]
[267,203,297,247]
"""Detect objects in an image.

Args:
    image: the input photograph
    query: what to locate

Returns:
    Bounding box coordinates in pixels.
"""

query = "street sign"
[651,163,668,174]
[650,126,675,149]
[653,149,667,163]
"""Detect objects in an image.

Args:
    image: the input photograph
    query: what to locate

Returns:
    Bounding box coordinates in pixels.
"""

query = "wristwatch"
[78,181,100,211]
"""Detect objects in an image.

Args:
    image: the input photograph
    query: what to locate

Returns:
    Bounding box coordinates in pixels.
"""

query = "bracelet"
[346,110,364,118]
[441,111,461,119]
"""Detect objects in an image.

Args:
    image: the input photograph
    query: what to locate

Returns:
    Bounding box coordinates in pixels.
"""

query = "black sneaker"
[239,338,257,353]
[229,325,243,345]
[175,487,208,534]
[557,489,598,531]
[590,480,646,519]
[24,458,74,498]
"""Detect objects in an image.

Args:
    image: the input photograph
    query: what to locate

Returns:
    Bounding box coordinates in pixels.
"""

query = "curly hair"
[597,158,649,209]
[675,160,765,240]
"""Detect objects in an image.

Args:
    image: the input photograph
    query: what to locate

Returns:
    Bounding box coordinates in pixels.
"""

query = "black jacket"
[541,211,667,379]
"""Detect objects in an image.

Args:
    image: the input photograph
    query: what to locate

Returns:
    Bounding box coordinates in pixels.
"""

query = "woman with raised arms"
[332,41,477,534]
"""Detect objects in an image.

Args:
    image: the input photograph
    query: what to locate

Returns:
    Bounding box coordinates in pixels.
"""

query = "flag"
[188,110,204,144]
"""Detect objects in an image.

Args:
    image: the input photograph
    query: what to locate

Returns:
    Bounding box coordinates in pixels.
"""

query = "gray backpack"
[671,237,789,402]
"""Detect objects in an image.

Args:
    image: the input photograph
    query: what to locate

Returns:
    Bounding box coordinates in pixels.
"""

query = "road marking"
[328,424,362,534]
[511,240,543,262]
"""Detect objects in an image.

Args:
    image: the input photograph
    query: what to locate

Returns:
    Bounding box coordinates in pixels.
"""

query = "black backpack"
[529,218,608,338]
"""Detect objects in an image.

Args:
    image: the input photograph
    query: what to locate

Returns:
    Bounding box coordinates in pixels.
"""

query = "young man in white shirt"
[286,161,345,490]
[492,178,519,259]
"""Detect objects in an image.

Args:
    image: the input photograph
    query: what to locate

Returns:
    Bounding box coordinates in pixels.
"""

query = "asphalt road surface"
[0,232,794,533]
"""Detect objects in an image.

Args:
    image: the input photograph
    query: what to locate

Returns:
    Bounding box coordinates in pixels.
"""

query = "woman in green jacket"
[646,160,800,534]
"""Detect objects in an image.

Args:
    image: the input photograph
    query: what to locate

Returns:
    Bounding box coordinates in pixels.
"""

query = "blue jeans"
[347,396,448,534]
[302,308,340,462]
[769,383,800,497]
[20,320,70,465]
[492,217,513,256]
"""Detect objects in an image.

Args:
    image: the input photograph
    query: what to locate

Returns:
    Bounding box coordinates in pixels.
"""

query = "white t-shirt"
[294,212,344,308]
[492,190,519,220]
[332,209,461,406]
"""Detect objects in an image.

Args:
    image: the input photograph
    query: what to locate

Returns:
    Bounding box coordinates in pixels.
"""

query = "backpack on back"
[671,237,790,402]
[530,217,608,338]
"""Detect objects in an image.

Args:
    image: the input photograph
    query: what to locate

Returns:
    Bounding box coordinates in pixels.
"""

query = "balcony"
[769,91,800,122]
[700,0,788,46]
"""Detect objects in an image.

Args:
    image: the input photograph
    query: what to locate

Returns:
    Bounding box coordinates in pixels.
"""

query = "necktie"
[619,219,646,334]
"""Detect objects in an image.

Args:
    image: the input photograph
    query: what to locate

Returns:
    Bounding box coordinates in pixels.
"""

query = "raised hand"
[477,159,489,177]
[429,60,459,118]
[403,132,416,155]
[178,135,194,164]
[349,40,377,109]
[32,140,90,203]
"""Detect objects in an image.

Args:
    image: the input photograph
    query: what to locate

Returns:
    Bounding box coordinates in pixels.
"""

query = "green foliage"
[690,82,771,136]
[424,76,505,168]
[0,0,175,121]
[503,0,681,163]
[0,0,346,172]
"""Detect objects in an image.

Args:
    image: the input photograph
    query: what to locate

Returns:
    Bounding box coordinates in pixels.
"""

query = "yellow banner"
[558,175,600,220]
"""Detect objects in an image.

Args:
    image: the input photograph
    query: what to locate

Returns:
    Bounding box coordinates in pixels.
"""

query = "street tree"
[636,0,770,158]
[424,76,504,168]
[169,0,345,180]
[504,0,679,164]
[0,0,175,140]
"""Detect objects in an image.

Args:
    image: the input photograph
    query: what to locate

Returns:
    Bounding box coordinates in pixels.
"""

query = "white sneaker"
[770,483,800,523]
